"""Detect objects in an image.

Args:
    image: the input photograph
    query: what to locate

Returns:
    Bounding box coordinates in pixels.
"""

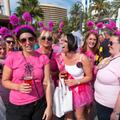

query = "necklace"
[97,55,120,70]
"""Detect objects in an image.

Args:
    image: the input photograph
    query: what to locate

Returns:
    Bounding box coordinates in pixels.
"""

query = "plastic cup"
[24,76,32,85]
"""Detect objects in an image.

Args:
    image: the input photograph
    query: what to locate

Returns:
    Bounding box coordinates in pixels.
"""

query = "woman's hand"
[42,106,52,120]
[18,83,32,93]
[64,79,78,87]
[59,71,68,79]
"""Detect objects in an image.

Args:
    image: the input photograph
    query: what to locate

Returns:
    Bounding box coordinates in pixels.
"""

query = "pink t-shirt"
[4,51,49,105]
[94,56,120,108]
[36,48,59,86]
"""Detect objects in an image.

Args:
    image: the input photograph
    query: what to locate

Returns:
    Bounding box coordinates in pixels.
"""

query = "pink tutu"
[71,83,93,109]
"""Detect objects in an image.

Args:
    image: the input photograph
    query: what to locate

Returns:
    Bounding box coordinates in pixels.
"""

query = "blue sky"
[10,0,80,14]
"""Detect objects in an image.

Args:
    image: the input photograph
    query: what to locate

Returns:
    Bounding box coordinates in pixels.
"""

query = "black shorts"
[6,96,47,120]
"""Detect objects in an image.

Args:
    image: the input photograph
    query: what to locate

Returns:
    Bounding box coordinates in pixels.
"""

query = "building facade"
[82,0,92,12]
[40,4,67,25]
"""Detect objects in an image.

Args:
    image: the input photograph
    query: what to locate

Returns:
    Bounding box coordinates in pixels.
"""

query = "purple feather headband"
[22,11,32,23]
[0,27,9,35]
[9,14,20,26]
[14,24,36,37]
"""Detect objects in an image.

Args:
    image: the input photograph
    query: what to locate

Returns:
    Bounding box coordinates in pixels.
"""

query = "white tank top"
[65,63,84,80]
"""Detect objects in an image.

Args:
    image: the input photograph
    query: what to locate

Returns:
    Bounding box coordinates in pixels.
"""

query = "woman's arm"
[2,65,32,93]
[110,92,120,120]
[77,54,93,84]
[42,63,52,120]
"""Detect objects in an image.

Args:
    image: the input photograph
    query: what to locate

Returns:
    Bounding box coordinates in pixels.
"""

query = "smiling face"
[86,34,97,50]
[61,35,69,53]
[108,35,120,56]
[39,31,53,49]
[19,32,36,53]
[5,37,15,51]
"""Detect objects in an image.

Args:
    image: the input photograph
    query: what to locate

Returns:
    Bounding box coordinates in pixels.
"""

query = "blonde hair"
[40,30,52,38]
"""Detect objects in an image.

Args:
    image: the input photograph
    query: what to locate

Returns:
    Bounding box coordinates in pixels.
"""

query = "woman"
[81,31,99,120]
[0,40,8,104]
[3,34,15,56]
[38,30,62,120]
[2,25,52,120]
[81,31,99,67]
[94,34,120,120]
[0,41,6,120]
[37,30,59,87]
[55,33,93,120]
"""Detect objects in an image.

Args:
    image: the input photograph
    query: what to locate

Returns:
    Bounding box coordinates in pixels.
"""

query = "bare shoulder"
[79,53,88,62]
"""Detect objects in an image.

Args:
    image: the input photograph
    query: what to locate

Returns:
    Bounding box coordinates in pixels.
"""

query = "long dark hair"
[67,33,78,52]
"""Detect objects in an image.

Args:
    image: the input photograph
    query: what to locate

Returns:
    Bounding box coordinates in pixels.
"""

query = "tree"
[69,1,85,31]
[15,0,43,22]
[111,0,120,18]
[89,0,111,21]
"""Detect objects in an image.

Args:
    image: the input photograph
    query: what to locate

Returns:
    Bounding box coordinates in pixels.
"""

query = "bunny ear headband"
[38,20,54,32]
[38,20,64,33]
[86,19,120,36]
[86,20,104,34]
[9,12,33,27]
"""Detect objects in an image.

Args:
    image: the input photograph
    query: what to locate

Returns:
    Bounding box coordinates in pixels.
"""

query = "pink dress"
[55,53,93,108]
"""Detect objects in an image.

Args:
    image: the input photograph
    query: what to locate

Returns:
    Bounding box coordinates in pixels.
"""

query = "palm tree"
[111,0,120,18]
[15,0,43,22]
[89,0,111,21]
[69,1,85,31]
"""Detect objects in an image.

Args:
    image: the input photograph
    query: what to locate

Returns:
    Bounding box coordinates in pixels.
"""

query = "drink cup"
[61,71,68,79]
[24,76,33,86]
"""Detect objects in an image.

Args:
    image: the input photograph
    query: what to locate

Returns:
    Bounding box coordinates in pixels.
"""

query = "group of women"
[0,24,120,120]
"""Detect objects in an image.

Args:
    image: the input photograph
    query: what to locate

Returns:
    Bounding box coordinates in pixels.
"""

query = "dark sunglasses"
[19,37,35,43]
[6,41,15,44]
[0,47,6,50]
[109,41,119,46]
[41,36,52,41]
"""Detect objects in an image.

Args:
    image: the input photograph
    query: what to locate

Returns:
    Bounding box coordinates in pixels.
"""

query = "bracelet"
[113,110,120,116]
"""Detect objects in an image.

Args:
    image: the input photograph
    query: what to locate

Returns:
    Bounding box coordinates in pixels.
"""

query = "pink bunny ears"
[86,19,120,35]
[38,20,64,33]
[9,12,32,27]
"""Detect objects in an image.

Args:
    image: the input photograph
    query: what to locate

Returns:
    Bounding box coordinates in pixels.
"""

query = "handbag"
[53,78,73,118]
[63,85,73,114]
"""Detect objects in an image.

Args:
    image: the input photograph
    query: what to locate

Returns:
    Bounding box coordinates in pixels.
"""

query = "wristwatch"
[113,110,120,116]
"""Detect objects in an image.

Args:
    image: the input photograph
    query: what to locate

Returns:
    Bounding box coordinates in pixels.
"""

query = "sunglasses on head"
[41,36,52,41]
[6,41,15,44]
[19,37,35,43]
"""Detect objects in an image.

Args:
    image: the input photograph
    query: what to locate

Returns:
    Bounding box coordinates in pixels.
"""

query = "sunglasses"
[41,36,52,41]
[6,41,15,44]
[109,41,119,46]
[0,47,6,50]
[19,37,35,43]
